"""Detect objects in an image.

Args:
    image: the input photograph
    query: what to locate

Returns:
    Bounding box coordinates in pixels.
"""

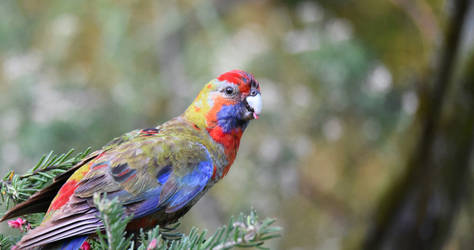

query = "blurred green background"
[0,0,472,249]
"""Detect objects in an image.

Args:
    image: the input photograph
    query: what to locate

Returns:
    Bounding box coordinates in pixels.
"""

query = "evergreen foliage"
[0,148,91,208]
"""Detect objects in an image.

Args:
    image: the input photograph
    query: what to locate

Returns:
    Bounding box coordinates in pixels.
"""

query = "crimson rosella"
[1,70,262,249]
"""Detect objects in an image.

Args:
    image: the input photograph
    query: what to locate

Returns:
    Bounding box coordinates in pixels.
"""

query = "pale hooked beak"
[244,93,262,120]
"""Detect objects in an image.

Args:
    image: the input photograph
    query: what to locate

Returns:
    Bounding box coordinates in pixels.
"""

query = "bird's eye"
[224,87,234,96]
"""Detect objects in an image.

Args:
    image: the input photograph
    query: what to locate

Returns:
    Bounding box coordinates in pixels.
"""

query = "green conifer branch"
[93,193,134,250]
[0,234,16,249]
[92,194,281,250]
[0,148,91,208]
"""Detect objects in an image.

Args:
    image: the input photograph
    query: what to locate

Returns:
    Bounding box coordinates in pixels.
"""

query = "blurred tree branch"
[363,0,473,249]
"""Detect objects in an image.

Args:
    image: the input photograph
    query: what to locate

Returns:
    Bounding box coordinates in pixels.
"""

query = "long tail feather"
[16,207,102,249]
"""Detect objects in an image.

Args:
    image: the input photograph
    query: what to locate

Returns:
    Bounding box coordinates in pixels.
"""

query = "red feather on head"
[217,70,260,95]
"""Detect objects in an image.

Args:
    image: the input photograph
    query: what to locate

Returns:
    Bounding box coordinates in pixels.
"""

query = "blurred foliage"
[0,0,472,249]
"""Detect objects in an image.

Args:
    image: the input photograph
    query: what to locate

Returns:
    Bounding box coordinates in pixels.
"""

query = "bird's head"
[184,70,262,133]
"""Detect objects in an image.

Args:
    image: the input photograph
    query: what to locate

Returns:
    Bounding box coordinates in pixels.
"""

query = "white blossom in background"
[296,1,324,24]
[294,135,312,157]
[32,83,75,124]
[284,28,320,54]
[213,26,269,75]
[260,79,282,113]
[291,84,312,109]
[322,117,343,141]
[52,14,78,38]
[402,91,419,115]
[3,52,42,81]
[326,19,352,42]
[48,14,79,58]
[154,4,184,40]
[366,64,392,95]
[112,82,136,106]
[259,136,282,163]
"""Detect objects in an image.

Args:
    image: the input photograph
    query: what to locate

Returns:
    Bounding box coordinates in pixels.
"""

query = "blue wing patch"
[157,165,172,184]
[133,159,213,217]
[129,144,214,219]
[165,157,213,213]
[131,187,163,218]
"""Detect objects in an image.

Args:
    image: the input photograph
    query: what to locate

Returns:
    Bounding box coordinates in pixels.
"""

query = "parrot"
[1,70,262,249]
